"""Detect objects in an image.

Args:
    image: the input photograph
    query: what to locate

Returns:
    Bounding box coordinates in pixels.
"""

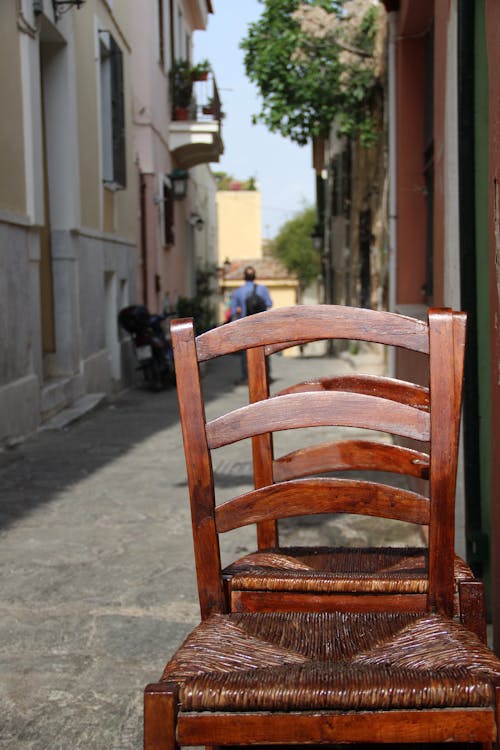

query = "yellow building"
[216,190,262,262]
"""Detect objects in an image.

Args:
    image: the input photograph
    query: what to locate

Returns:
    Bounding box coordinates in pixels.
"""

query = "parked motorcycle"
[118,305,176,390]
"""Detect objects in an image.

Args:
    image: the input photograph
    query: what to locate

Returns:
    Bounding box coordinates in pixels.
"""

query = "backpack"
[245,283,267,316]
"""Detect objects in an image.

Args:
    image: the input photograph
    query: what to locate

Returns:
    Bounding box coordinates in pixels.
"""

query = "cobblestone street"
[0,346,424,750]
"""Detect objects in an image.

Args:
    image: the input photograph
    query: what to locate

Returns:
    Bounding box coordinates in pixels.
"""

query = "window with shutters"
[99,31,126,189]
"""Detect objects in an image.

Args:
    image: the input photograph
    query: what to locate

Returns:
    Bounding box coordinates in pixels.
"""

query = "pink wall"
[395,29,427,304]
[431,1,451,307]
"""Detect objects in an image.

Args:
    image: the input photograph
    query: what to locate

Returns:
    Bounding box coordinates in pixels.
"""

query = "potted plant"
[202,97,216,116]
[170,59,193,119]
[202,96,225,119]
[191,59,210,81]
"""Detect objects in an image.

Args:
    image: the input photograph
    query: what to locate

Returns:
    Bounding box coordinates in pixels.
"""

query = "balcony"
[169,72,224,169]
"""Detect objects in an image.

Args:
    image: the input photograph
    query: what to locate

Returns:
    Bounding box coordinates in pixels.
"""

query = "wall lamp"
[189,213,204,231]
[168,169,189,200]
[310,224,323,251]
[217,258,232,281]
[51,0,86,20]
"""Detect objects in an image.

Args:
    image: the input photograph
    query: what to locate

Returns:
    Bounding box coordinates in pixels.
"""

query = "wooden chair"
[219,306,486,641]
[145,305,500,750]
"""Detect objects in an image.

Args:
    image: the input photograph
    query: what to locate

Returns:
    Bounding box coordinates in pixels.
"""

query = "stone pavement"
[0,345,424,750]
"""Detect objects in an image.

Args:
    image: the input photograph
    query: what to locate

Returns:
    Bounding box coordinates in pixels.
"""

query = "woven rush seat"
[162,611,500,712]
[224,547,475,595]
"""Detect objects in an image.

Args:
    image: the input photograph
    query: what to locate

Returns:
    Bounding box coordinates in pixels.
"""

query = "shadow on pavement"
[0,352,244,531]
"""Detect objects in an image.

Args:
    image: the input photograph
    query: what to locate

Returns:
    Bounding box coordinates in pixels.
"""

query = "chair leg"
[459,579,488,643]
[144,682,178,750]
[494,684,500,750]
[480,684,500,750]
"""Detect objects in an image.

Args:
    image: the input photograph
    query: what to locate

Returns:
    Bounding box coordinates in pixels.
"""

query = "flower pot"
[174,107,189,121]
[202,106,215,115]
[192,71,209,82]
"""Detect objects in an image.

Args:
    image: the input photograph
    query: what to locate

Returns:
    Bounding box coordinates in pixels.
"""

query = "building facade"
[382,0,500,651]
[314,6,388,320]
[0,0,221,444]
[0,0,137,443]
[130,0,222,316]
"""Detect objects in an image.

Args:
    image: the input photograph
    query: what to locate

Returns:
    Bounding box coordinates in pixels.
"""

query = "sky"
[193,1,315,240]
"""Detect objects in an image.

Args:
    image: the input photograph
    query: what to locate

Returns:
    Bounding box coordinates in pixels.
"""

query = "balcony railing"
[172,72,223,126]
[169,70,224,168]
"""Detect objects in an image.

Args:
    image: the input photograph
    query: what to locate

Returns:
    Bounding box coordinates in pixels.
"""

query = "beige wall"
[272,281,306,355]
[216,191,261,262]
[0,3,26,214]
[265,281,298,309]
[75,8,100,229]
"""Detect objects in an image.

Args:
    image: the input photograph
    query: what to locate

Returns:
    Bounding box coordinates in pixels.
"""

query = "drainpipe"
[387,9,398,377]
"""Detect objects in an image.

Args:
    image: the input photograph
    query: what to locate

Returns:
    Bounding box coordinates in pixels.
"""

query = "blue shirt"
[230,281,273,318]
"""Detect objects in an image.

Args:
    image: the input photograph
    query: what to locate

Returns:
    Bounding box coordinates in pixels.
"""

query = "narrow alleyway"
[0,346,424,750]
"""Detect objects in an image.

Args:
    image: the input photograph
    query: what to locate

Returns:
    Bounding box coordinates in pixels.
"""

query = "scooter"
[118,305,176,390]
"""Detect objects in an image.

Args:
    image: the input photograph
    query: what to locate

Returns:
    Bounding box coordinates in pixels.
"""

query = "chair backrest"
[171,305,466,620]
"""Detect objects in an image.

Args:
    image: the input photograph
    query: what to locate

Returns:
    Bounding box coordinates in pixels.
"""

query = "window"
[99,31,126,188]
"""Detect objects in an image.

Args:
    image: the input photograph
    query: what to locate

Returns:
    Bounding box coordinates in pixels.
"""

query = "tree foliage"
[240,0,381,146]
[271,206,321,287]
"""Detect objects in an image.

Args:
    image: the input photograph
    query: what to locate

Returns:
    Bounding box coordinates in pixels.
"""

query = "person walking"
[230,265,273,385]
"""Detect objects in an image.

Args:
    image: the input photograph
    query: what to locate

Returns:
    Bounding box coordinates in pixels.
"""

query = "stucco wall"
[0,223,38,385]
[0,2,139,444]
[0,222,41,441]
[75,9,101,230]
[396,35,427,304]
[0,4,26,214]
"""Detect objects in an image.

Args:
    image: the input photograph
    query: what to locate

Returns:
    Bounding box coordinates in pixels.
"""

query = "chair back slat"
[262,373,428,550]
[196,306,430,361]
[273,440,430,482]
[206,392,430,449]
[215,479,430,533]
[277,375,429,411]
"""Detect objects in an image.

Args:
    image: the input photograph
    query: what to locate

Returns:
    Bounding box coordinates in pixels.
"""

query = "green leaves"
[240,0,381,146]
[271,206,321,287]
